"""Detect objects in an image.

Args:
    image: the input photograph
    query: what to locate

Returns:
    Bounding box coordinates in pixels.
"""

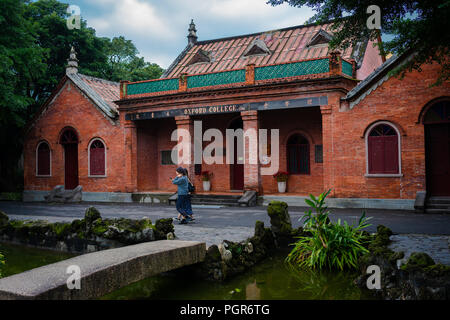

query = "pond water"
[0,243,375,300]
[103,250,376,300]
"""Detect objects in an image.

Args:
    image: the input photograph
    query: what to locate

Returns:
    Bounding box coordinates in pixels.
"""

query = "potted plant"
[201,171,213,191]
[273,171,289,193]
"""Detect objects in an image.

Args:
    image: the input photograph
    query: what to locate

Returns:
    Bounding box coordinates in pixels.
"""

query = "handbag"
[187,178,195,193]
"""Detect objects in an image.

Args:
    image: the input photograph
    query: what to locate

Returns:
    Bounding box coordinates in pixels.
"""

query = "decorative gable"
[187,49,211,66]
[308,29,332,46]
[243,39,271,57]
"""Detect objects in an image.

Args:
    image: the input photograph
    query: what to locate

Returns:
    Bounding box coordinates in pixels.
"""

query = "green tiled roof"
[342,60,353,77]
[255,58,329,81]
[127,78,179,95]
[187,69,246,89]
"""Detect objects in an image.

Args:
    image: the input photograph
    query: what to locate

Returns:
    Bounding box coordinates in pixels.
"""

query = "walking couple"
[171,167,195,224]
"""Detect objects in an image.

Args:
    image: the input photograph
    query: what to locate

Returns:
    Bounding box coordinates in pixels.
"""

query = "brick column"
[241,110,260,192]
[320,104,333,195]
[124,119,137,192]
[174,115,194,177]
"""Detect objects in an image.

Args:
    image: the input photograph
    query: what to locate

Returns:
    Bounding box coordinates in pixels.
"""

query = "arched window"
[366,123,400,174]
[36,141,51,176]
[287,134,309,174]
[89,139,106,176]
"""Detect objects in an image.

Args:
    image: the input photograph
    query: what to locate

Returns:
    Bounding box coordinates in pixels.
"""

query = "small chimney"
[66,46,79,75]
[187,19,197,46]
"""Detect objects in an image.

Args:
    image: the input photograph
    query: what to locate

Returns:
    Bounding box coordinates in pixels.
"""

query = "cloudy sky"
[62,0,315,69]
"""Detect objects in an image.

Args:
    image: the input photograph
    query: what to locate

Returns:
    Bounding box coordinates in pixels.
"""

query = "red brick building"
[23,22,450,210]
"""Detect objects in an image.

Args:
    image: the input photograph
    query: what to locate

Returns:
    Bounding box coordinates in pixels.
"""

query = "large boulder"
[267,201,292,245]
[84,207,102,225]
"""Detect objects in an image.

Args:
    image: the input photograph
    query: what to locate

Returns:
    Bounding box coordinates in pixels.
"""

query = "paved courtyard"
[1,201,450,249]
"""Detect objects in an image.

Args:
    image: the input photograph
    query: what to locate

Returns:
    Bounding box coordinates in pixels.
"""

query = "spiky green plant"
[286,190,371,271]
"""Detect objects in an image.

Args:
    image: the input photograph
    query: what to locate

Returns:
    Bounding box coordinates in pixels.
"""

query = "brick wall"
[24,80,126,192]
[331,62,449,199]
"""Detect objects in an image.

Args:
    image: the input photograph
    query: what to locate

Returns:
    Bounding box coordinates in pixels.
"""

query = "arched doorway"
[286,134,310,174]
[60,128,79,190]
[228,117,244,190]
[423,100,450,196]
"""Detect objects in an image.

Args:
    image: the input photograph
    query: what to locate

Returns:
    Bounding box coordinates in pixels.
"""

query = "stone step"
[427,197,450,204]
[190,194,242,206]
[425,203,450,209]
[425,208,450,214]
[191,194,242,200]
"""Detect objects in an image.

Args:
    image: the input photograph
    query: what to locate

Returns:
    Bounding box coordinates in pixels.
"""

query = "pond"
[0,244,375,300]
[0,242,75,278]
[103,250,375,300]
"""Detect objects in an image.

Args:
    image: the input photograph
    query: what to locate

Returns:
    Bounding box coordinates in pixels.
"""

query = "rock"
[154,218,175,240]
[244,242,253,254]
[254,220,265,238]
[222,249,232,262]
[166,232,174,240]
[401,252,435,272]
[44,185,82,203]
[0,211,9,227]
[84,207,102,225]
[267,201,292,244]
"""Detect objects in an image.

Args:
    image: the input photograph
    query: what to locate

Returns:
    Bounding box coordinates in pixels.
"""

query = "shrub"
[286,189,371,271]
[201,171,213,181]
[0,251,5,278]
[273,171,289,182]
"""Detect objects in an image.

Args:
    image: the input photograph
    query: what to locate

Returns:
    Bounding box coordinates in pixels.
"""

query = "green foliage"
[268,0,450,85]
[0,0,163,192]
[286,189,371,270]
[0,251,5,278]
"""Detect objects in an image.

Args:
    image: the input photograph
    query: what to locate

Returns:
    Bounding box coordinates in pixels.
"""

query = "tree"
[0,0,163,192]
[268,0,450,85]
[102,36,164,82]
[0,0,47,191]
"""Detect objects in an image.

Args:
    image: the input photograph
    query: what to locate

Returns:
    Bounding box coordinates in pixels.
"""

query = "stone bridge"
[0,240,205,300]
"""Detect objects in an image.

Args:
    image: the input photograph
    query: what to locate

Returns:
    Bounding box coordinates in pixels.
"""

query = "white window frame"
[364,121,403,178]
[36,141,52,177]
[88,138,107,178]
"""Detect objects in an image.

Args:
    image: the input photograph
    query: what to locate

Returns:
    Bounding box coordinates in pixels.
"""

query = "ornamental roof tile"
[162,22,355,78]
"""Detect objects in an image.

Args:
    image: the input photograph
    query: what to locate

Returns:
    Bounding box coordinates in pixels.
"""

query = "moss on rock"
[0,211,9,227]
[84,207,102,225]
[401,252,435,272]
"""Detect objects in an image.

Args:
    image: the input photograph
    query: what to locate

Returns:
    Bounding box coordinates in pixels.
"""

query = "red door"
[64,143,79,190]
[232,144,244,190]
[425,123,450,196]
[229,118,244,190]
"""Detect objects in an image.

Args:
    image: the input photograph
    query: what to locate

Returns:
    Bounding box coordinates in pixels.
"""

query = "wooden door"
[425,123,450,196]
[64,143,78,190]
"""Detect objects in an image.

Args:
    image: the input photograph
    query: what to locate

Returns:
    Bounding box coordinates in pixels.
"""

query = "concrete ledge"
[261,195,415,210]
[22,191,174,204]
[0,240,206,300]
[82,192,133,203]
[22,190,47,202]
